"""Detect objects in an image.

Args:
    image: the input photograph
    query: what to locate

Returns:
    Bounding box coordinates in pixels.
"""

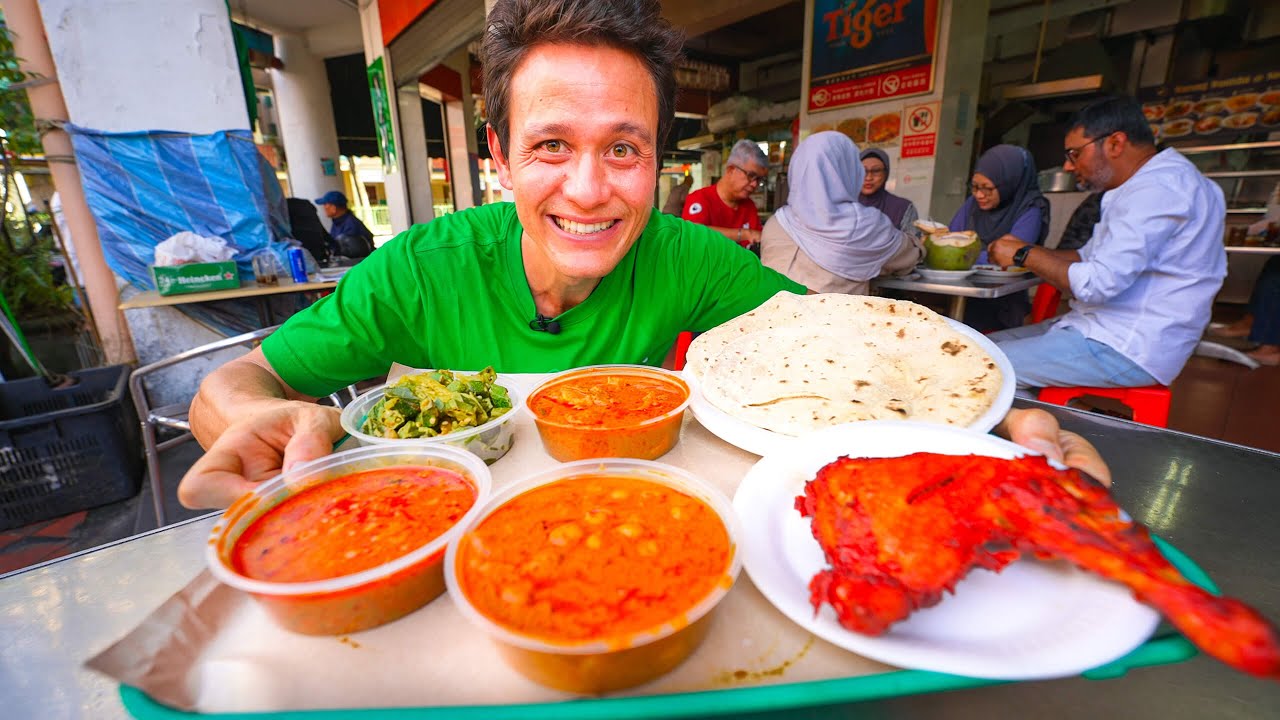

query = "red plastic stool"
[673,331,694,371]
[1037,385,1172,428]
[1029,284,1062,323]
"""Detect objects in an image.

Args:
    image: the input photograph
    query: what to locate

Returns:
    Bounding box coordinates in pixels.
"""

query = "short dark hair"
[481,0,685,157]
[1068,96,1155,147]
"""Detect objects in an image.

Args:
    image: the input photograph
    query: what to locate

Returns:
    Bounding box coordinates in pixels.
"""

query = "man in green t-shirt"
[180,0,1110,510]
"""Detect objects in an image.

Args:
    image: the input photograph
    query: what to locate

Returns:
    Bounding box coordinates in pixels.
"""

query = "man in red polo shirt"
[682,139,767,248]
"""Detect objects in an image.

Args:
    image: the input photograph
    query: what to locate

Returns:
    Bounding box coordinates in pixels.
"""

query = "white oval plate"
[684,318,1015,456]
[733,421,1160,680]
[917,267,976,282]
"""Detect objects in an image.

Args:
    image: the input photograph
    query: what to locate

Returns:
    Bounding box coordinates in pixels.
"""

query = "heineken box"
[151,261,241,296]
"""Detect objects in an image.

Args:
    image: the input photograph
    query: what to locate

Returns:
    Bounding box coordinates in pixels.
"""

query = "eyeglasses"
[731,165,766,187]
[1064,132,1115,165]
[969,182,997,196]
[864,168,886,177]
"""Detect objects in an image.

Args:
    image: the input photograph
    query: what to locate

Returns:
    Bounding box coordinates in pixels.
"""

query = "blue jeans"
[1248,256,1280,346]
[988,319,1158,394]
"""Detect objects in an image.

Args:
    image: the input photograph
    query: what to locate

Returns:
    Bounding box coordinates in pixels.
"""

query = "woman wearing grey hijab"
[761,132,922,294]
[859,148,919,234]
[945,144,1049,332]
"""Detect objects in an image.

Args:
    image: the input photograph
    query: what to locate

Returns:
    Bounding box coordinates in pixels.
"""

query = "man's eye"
[610,144,633,158]
[542,140,563,153]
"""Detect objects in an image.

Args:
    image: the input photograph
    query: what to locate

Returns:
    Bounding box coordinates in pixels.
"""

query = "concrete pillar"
[358,0,412,233]
[398,86,436,224]
[270,33,343,213]
[442,49,480,211]
[1,0,134,364]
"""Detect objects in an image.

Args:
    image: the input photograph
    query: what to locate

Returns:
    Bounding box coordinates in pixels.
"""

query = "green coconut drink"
[924,231,981,270]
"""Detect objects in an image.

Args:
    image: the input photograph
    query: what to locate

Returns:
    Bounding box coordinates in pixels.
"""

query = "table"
[873,273,1042,320]
[118,278,339,326]
[1,398,1277,719]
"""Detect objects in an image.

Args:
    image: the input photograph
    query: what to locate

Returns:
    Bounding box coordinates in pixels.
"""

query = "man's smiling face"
[489,43,660,285]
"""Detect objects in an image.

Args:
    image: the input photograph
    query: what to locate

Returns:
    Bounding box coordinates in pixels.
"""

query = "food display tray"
[116,537,1207,719]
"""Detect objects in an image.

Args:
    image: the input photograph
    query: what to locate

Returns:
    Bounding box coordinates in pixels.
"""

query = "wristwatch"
[1012,244,1033,267]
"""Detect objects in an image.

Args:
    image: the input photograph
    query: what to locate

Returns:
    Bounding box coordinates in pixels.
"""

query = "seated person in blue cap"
[314,190,375,259]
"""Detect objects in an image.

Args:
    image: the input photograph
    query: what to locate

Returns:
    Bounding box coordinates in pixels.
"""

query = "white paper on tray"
[85,414,894,714]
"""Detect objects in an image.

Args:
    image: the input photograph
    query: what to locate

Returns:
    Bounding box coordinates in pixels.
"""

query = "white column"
[271,33,343,211]
[358,0,412,233]
[398,86,436,224]
[443,49,480,211]
[37,0,248,132]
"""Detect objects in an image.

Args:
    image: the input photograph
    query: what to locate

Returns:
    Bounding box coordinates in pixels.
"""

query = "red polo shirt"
[681,185,761,247]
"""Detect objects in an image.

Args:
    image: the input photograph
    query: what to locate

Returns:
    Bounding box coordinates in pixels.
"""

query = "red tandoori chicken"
[796,452,1280,679]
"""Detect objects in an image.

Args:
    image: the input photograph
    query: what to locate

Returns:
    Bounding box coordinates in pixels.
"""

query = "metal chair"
[129,326,358,525]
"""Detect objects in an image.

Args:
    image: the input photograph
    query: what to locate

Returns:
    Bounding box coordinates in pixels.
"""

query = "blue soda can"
[286,247,308,283]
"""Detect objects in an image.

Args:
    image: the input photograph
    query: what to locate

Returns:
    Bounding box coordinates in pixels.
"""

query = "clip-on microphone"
[529,314,562,335]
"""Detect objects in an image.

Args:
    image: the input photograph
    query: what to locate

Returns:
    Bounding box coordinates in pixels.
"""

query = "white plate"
[684,318,1016,456]
[916,267,976,282]
[733,421,1161,680]
[971,264,1031,279]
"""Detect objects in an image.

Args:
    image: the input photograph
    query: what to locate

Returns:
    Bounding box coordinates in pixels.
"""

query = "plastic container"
[525,365,691,462]
[207,444,491,635]
[0,365,141,531]
[339,378,522,465]
[445,458,743,694]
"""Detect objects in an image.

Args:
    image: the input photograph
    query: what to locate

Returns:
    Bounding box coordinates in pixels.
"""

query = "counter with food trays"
[2,294,1277,719]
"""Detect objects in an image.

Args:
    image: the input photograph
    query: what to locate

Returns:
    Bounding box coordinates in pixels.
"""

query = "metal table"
[873,273,1042,320]
[1,400,1277,719]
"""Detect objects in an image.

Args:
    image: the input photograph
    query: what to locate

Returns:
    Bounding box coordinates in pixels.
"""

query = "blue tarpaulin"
[65,125,303,291]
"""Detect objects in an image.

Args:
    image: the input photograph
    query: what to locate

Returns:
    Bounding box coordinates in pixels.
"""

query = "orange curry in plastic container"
[208,445,491,635]
[525,365,691,461]
[445,459,742,694]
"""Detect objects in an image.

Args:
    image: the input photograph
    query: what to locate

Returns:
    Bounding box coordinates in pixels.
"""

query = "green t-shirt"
[264,203,805,396]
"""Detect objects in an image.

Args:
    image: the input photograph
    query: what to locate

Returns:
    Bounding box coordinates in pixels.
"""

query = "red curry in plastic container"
[207,445,491,635]
[525,365,691,461]
[445,459,742,693]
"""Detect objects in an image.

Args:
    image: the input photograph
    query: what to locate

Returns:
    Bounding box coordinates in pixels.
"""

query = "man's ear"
[1107,131,1128,158]
[487,124,515,191]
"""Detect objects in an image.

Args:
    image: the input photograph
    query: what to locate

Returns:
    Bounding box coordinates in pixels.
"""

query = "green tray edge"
[117,536,1210,720]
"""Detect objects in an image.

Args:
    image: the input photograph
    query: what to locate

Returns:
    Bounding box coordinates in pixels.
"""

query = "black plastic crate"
[0,365,142,531]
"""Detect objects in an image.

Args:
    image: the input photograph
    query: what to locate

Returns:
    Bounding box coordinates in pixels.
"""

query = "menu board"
[809,108,904,149]
[808,0,941,113]
[1139,72,1280,142]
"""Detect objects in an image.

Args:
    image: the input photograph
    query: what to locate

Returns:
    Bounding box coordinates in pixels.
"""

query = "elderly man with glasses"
[987,96,1227,394]
[682,139,768,249]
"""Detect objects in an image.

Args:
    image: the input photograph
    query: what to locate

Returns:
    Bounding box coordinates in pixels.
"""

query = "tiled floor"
[2,314,1278,578]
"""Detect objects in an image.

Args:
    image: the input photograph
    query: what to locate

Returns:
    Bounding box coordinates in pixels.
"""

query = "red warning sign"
[901,101,939,159]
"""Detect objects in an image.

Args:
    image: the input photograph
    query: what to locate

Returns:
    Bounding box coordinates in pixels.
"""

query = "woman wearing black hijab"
[858,148,918,233]
[949,144,1050,332]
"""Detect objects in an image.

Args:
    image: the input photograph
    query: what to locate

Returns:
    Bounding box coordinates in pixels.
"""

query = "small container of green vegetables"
[339,368,522,465]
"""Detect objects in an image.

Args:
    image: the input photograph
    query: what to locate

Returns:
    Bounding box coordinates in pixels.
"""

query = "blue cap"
[314,190,348,207]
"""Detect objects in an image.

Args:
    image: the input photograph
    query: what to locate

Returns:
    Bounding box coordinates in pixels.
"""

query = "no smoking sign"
[901,101,940,159]
[906,103,936,133]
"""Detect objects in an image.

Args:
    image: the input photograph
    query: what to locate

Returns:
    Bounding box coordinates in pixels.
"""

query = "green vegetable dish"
[361,368,513,439]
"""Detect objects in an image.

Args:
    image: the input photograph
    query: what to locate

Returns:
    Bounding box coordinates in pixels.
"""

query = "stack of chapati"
[685,293,1003,435]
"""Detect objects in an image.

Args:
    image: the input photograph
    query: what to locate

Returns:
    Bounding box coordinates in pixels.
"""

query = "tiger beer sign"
[809,0,941,113]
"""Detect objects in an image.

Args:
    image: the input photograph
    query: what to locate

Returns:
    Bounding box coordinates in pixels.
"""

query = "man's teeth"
[555,217,614,235]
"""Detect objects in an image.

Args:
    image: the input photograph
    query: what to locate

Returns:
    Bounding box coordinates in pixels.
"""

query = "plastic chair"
[1029,284,1062,324]
[1037,385,1172,428]
[129,326,358,525]
[673,331,694,371]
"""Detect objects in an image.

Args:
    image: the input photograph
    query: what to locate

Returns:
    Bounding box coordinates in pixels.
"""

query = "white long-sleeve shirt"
[1057,148,1226,385]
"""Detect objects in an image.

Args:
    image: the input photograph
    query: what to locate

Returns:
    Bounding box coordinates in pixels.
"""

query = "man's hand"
[996,407,1112,486]
[988,236,1023,268]
[177,401,346,509]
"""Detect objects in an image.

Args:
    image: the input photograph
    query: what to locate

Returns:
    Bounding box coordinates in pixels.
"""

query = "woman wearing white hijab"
[761,132,922,294]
